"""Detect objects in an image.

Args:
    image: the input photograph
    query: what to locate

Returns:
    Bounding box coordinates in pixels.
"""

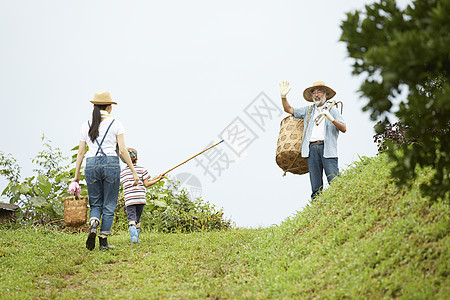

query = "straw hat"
[90,91,117,105]
[303,81,336,102]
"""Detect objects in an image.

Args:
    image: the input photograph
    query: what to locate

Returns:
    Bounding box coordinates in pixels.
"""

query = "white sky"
[0,0,411,228]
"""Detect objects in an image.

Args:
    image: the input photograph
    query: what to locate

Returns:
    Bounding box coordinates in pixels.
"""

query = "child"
[120,148,164,243]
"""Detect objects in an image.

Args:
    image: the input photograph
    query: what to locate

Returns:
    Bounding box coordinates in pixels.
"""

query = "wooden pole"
[162,140,224,176]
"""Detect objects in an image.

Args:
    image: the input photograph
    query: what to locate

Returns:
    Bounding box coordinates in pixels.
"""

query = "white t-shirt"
[80,117,125,158]
[310,106,325,142]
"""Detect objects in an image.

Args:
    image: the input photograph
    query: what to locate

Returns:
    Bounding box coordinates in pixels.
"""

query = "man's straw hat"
[303,81,336,102]
[90,91,117,105]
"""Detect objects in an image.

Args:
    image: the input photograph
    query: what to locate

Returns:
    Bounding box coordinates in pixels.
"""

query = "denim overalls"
[85,119,121,235]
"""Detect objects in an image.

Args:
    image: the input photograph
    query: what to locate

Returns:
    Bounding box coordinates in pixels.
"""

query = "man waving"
[280,81,346,200]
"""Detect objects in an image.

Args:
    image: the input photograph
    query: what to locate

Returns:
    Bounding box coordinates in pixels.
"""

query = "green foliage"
[0,136,88,223]
[0,151,21,183]
[113,177,233,233]
[373,121,417,152]
[340,0,450,201]
[1,136,229,231]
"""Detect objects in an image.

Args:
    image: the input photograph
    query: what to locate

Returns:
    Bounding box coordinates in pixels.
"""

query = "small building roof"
[0,203,19,211]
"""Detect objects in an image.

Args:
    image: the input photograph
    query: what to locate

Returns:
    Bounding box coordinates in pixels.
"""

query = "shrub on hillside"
[1,138,232,231]
[0,136,81,224]
[113,178,232,233]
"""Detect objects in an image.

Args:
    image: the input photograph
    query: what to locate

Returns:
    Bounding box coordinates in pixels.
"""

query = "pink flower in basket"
[68,182,81,199]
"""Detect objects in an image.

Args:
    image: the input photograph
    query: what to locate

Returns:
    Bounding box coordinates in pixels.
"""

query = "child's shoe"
[136,227,140,243]
[129,224,138,243]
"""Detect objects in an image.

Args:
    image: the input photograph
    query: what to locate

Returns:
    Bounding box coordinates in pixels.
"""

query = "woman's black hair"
[88,104,108,142]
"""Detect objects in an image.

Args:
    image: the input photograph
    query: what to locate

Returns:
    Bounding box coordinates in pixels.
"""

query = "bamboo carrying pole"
[162,140,224,176]
[315,99,337,126]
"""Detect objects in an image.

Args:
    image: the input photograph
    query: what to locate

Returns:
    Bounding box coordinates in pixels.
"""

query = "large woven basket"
[63,196,87,227]
[276,116,309,175]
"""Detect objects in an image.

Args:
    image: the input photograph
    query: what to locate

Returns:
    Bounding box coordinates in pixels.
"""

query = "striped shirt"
[120,165,151,206]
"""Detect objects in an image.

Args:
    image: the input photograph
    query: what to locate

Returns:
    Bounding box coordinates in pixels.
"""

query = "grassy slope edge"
[246,153,449,298]
[0,153,448,299]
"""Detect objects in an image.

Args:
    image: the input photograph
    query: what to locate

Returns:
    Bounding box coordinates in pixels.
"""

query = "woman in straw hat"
[72,91,139,250]
[280,81,347,200]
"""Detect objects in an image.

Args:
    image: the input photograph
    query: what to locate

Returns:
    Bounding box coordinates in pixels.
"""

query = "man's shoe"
[86,221,98,251]
[99,237,115,250]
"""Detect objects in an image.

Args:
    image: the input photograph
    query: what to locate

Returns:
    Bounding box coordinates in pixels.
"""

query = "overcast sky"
[0,0,411,227]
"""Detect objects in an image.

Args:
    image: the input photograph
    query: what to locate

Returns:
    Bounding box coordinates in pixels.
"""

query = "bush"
[0,136,86,224]
[373,121,417,152]
[1,137,232,232]
[113,177,233,233]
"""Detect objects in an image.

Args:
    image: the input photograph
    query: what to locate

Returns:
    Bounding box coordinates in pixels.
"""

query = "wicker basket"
[276,116,309,175]
[63,196,87,227]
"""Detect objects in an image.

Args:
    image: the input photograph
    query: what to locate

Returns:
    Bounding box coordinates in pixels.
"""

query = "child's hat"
[120,148,138,163]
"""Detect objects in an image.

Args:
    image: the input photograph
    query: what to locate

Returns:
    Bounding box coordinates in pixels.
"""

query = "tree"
[340,0,450,201]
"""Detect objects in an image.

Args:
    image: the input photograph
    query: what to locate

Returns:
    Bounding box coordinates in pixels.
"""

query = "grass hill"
[0,153,448,299]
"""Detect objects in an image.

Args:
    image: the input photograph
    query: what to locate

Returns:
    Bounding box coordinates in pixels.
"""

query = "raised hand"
[279,81,292,98]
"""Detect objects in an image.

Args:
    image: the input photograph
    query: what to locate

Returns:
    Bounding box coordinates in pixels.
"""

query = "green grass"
[0,153,448,299]
[0,228,261,299]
